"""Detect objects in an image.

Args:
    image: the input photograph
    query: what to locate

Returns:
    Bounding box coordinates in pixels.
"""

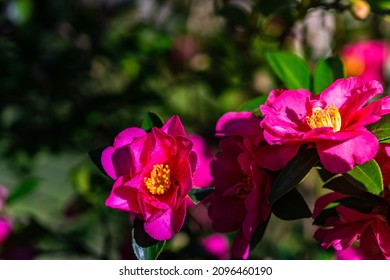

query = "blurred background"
[0,0,389,259]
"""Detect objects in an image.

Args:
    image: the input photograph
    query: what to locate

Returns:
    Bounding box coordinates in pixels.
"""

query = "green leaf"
[270,148,319,205]
[250,215,270,250]
[313,57,345,94]
[316,167,337,183]
[237,96,268,112]
[132,218,166,260]
[88,146,108,177]
[313,207,338,226]
[188,187,214,205]
[323,175,383,201]
[265,51,311,90]
[367,0,390,14]
[338,197,382,214]
[271,188,312,220]
[7,177,40,204]
[343,159,383,196]
[141,111,164,131]
[368,114,390,143]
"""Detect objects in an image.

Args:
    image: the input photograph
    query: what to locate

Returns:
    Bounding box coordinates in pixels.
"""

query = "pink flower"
[314,139,390,261]
[0,186,11,245]
[260,77,390,173]
[201,233,230,259]
[313,197,390,259]
[188,134,213,188]
[102,115,197,241]
[341,40,389,83]
[208,112,294,259]
[0,218,12,244]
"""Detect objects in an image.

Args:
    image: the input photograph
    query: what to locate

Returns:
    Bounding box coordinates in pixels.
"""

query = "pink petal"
[336,247,364,260]
[316,129,379,173]
[215,112,262,140]
[189,135,213,187]
[144,202,187,240]
[381,96,390,115]
[101,128,146,179]
[374,220,390,256]
[113,127,146,147]
[160,115,187,137]
[105,176,142,214]
[319,77,366,111]
[252,143,300,171]
[314,220,369,250]
[208,192,247,233]
[231,230,250,259]
[345,98,382,129]
[313,192,347,218]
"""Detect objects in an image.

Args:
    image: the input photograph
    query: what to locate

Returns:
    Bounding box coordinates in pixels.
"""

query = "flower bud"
[350,0,371,20]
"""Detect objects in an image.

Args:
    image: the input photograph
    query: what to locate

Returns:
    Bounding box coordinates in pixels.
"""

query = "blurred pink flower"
[208,112,294,259]
[186,134,214,228]
[341,40,389,83]
[188,134,213,188]
[0,186,11,244]
[201,233,230,260]
[260,77,390,173]
[102,115,197,241]
[0,218,12,244]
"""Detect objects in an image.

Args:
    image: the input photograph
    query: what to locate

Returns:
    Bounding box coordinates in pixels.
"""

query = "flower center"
[144,164,171,195]
[306,104,341,132]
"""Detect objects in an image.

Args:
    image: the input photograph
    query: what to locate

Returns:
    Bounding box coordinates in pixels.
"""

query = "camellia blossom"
[102,115,197,241]
[313,193,390,259]
[313,144,390,259]
[260,77,390,173]
[341,40,389,83]
[207,112,295,259]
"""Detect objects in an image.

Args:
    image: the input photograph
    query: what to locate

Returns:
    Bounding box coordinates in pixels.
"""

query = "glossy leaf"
[188,187,214,205]
[88,146,108,177]
[250,215,271,250]
[313,207,339,226]
[272,188,312,220]
[323,175,383,202]
[265,51,311,90]
[368,114,390,144]
[132,218,166,260]
[141,111,164,132]
[237,96,268,113]
[7,177,40,204]
[313,57,345,94]
[343,159,383,196]
[338,197,382,214]
[270,148,319,205]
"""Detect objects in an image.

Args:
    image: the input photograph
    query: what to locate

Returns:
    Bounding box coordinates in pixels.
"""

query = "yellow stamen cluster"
[144,164,171,195]
[306,104,342,132]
